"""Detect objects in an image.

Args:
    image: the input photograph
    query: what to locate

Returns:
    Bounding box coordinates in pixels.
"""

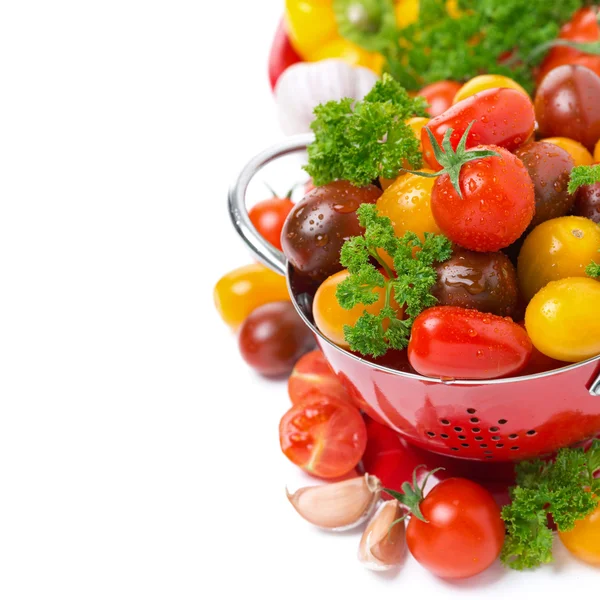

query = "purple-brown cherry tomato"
[281,181,381,281]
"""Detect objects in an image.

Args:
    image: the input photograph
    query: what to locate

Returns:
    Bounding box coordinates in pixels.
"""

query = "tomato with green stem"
[421,88,535,172]
[279,393,367,479]
[385,468,505,579]
[249,184,296,251]
[417,123,535,252]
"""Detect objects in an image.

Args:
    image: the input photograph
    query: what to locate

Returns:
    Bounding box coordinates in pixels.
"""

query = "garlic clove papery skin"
[274,59,378,135]
[286,474,381,531]
[358,500,406,571]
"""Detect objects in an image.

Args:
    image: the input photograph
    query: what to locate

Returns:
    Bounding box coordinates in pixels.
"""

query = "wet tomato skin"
[281,181,381,281]
[431,145,535,252]
[407,306,532,379]
[514,142,575,228]
[422,88,535,171]
[406,478,505,579]
[432,249,519,317]
[535,65,600,152]
[574,178,600,223]
[238,302,315,377]
[279,394,367,479]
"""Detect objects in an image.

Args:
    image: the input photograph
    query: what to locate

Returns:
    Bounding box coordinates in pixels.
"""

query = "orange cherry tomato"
[214,264,289,329]
[453,74,529,105]
[249,196,294,251]
[313,269,402,348]
[542,137,594,167]
[279,394,367,478]
[559,504,600,566]
[595,139,600,163]
[377,170,441,242]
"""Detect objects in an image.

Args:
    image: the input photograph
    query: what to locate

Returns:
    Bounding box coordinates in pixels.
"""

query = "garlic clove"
[274,59,378,135]
[286,473,381,531]
[358,499,406,571]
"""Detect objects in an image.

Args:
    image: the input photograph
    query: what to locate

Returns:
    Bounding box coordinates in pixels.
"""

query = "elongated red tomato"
[422,88,535,171]
[407,306,533,379]
[431,145,535,251]
[406,478,505,579]
[279,394,367,478]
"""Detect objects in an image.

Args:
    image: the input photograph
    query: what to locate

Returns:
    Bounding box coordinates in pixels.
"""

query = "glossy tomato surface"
[288,349,349,405]
[214,264,289,329]
[453,74,529,105]
[249,196,294,251]
[418,80,462,118]
[431,145,535,251]
[238,302,315,377]
[517,216,600,301]
[422,88,535,171]
[525,277,600,363]
[432,248,518,317]
[406,478,505,579]
[514,141,575,228]
[574,177,600,223]
[279,394,367,478]
[542,137,593,167]
[281,181,381,281]
[535,65,600,152]
[408,306,532,379]
[559,504,600,566]
[268,18,302,90]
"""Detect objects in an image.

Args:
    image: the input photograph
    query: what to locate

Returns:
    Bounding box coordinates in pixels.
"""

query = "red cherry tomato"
[406,478,505,579]
[408,306,533,379]
[268,18,302,91]
[431,145,535,251]
[538,7,600,84]
[418,80,462,118]
[287,349,349,405]
[279,394,367,479]
[249,195,294,251]
[422,88,535,171]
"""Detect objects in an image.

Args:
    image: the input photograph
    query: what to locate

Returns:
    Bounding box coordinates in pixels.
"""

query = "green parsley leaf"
[501,441,600,570]
[348,0,585,93]
[305,74,428,187]
[336,203,452,357]
[568,164,600,194]
[587,260,600,278]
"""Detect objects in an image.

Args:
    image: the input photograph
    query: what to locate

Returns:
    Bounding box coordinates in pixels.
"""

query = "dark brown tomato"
[432,248,519,317]
[514,142,575,228]
[281,181,381,281]
[574,179,600,223]
[238,302,315,377]
[535,65,600,151]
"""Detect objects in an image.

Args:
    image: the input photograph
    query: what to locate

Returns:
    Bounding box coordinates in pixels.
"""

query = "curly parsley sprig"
[568,164,600,194]
[305,74,428,187]
[501,441,600,570]
[335,204,452,357]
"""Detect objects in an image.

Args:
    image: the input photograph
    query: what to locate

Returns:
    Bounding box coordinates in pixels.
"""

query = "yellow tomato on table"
[559,504,600,566]
[377,170,441,242]
[453,74,529,104]
[214,264,289,330]
[313,269,401,347]
[525,277,600,362]
[517,216,600,302]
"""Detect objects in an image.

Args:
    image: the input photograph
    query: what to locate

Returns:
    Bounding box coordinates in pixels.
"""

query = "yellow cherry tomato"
[542,137,594,167]
[453,75,530,104]
[517,216,600,302]
[525,277,600,362]
[307,37,383,73]
[377,170,441,242]
[380,117,430,189]
[313,269,402,347]
[395,0,419,28]
[559,504,600,566]
[214,264,289,330]
[594,138,600,163]
[284,0,338,59]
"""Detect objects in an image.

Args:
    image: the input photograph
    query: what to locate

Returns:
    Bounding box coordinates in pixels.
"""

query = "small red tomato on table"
[249,185,296,251]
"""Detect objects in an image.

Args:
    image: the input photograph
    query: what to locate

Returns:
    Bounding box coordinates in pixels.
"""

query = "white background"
[0,1,596,598]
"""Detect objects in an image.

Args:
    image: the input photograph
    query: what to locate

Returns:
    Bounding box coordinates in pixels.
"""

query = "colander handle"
[590,370,600,396]
[228,133,315,276]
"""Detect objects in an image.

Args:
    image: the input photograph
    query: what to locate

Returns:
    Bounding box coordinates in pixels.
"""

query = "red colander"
[228,134,600,464]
